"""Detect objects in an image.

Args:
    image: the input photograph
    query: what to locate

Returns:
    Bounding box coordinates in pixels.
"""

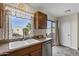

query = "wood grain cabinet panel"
[0,3,5,28]
[0,4,3,28]
[34,11,47,29]
[30,49,42,56]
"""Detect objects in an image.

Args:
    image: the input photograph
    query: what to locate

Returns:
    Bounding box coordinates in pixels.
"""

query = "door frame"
[47,20,56,46]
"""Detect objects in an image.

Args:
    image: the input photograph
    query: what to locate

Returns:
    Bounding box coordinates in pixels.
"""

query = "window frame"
[8,14,32,40]
[46,20,56,37]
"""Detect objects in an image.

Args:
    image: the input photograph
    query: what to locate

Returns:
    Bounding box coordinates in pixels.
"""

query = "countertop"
[0,38,52,55]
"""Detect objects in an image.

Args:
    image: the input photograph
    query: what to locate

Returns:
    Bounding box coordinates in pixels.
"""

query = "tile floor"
[52,46,79,56]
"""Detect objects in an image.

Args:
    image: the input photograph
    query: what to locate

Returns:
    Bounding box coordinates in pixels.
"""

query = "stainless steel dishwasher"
[42,40,52,56]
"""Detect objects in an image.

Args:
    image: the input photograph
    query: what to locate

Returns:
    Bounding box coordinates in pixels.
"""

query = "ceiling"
[28,3,79,17]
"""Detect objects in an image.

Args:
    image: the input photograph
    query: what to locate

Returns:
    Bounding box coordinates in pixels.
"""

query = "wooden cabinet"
[1,39,52,56]
[30,49,42,56]
[7,44,42,56]
[34,11,47,29]
[0,3,5,28]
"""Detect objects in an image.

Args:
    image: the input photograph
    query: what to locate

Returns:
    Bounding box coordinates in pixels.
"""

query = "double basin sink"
[9,39,40,49]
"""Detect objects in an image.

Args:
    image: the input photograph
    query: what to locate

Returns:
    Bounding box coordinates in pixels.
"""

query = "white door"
[61,19,67,46]
[65,18,71,47]
[60,17,71,47]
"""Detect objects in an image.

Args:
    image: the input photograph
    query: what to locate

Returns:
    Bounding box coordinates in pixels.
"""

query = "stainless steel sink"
[9,39,40,49]
[24,39,40,44]
[9,41,29,49]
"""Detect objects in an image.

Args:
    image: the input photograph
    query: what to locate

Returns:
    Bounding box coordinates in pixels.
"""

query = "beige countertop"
[0,38,52,55]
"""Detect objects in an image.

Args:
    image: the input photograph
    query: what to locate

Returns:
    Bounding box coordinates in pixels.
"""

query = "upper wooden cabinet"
[34,11,47,29]
[0,3,5,28]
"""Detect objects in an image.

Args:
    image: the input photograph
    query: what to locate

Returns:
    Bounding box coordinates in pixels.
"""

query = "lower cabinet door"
[30,49,42,56]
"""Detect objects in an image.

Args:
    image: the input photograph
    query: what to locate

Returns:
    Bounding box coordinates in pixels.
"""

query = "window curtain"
[55,20,60,46]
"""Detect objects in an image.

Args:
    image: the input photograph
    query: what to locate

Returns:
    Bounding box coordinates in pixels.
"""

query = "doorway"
[46,20,56,46]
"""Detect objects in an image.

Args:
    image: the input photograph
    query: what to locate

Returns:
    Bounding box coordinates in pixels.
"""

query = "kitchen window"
[46,20,56,46]
[46,20,56,39]
[6,6,33,40]
[10,16,32,39]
